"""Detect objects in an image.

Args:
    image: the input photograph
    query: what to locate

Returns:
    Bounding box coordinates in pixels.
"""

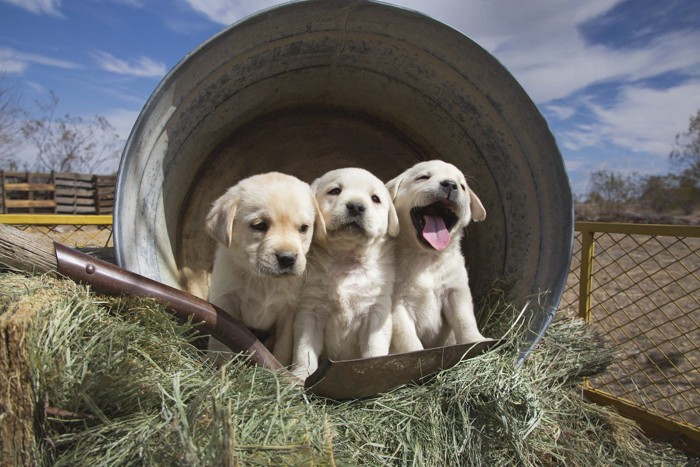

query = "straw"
[0,272,690,466]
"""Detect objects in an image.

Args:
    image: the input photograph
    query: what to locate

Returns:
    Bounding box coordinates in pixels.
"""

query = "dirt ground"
[562,230,699,428]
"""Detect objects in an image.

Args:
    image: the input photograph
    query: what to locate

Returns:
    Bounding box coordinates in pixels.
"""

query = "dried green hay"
[0,272,693,466]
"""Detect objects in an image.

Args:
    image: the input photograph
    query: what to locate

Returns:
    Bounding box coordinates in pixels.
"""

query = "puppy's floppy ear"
[311,193,327,243]
[385,174,403,201]
[468,187,486,222]
[387,198,400,237]
[310,176,322,195]
[206,189,240,247]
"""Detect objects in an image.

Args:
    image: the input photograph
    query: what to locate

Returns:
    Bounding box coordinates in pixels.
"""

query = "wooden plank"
[56,198,95,207]
[53,172,95,182]
[4,200,57,209]
[55,189,95,198]
[54,175,94,182]
[3,183,55,192]
[55,184,92,191]
[2,171,46,178]
[56,206,96,214]
[2,172,51,183]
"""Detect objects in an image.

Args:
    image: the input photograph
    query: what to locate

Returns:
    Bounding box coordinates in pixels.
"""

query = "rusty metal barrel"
[114,0,573,356]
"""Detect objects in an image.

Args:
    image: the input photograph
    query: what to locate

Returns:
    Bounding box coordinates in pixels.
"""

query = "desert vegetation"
[577,110,700,224]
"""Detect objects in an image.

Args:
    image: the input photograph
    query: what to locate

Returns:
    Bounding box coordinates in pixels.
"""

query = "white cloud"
[110,0,144,6]
[0,57,26,74]
[94,52,166,78]
[545,105,576,120]
[591,81,700,155]
[393,0,621,51]
[564,158,587,173]
[561,80,700,157]
[560,125,603,152]
[0,46,81,74]
[0,0,62,16]
[183,0,284,25]
[104,108,140,140]
[383,1,700,106]
[508,30,700,103]
[25,81,46,94]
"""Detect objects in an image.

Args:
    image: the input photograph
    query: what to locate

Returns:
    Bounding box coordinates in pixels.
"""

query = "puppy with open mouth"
[206,172,323,366]
[387,160,488,353]
[292,168,399,380]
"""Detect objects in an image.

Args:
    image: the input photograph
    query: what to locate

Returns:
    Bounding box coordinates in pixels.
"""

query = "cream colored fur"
[206,172,322,366]
[293,168,399,380]
[387,160,488,353]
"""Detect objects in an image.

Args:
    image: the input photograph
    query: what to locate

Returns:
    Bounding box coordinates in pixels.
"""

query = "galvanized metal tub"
[115,0,573,354]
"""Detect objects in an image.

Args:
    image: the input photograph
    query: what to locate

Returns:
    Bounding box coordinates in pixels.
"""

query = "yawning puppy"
[387,160,487,353]
[206,172,322,366]
[292,168,399,380]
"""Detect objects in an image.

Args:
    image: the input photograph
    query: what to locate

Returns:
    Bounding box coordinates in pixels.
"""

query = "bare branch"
[19,92,122,173]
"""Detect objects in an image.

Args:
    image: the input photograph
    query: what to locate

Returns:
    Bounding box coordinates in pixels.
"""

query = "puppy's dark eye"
[250,221,268,232]
[328,187,342,195]
[371,195,381,204]
[460,184,466,191]
[299,224,309,233]
[416,175,430,181]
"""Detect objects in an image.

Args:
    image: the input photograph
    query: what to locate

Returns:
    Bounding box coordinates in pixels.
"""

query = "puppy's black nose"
[276,252,296,269]
[441,179,458,191]
[346,202,366,215]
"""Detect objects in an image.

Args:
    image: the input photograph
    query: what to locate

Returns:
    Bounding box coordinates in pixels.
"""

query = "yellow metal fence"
[0,214,114,249]
[562,221,700,453]
[1,215,698,453]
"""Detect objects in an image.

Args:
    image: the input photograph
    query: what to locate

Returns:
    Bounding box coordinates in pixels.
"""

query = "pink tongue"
[422,215,451,250]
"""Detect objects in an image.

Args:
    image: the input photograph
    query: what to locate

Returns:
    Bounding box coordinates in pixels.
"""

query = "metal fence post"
[578,228,595,323]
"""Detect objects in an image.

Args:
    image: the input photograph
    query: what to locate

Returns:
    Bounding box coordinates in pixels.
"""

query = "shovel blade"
[305,339,500,399]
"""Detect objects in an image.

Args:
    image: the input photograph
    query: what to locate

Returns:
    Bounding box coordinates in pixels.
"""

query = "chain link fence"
[562,222,700,452]
[0,215,113,249]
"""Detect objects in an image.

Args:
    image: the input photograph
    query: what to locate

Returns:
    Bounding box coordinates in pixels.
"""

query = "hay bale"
[0,272,693,466]
[0,301,36,464]
[0,274,60,464]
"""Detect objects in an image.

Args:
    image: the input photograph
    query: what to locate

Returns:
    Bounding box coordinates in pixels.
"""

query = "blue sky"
[1,0,699,194]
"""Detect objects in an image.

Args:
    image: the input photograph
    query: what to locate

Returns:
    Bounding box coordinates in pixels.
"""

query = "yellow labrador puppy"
[206,172,322,366]
[293,168,399,380]
[387,160,487,353]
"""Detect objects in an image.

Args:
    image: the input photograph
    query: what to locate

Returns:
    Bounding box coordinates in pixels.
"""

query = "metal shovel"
[0,223,497,399]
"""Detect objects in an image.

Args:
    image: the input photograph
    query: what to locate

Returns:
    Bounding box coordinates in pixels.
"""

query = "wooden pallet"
[0,171,116,214]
